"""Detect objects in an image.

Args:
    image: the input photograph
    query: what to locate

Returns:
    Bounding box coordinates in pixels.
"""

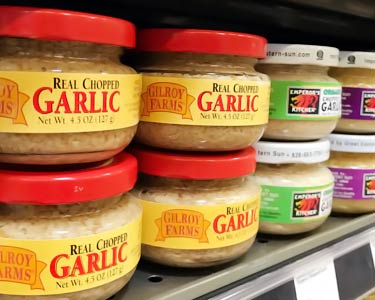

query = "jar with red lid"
[0,6,141,165]
[134,28,270,151]
[0,153,142,300]
[131,146,261,267]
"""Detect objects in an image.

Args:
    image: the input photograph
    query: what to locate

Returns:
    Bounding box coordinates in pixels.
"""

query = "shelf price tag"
[294,261,340,300]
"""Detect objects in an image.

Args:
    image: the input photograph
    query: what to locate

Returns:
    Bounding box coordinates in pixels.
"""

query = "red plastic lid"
[0,153,138,205]
[131,146,256,180]
[137,28,267,58]
[0,6,136,47]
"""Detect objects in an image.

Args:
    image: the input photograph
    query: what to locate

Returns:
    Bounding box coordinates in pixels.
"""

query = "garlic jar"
[134,29,270,151]
[327,134,375,213]
[0,153,142,300]
[131,146,261,267]
[256,44,341,140]
[254,139,334,235]
[330,51,375,133]
[0,6,141,165]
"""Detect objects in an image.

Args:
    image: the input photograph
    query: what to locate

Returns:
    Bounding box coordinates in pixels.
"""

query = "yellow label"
[0,72,141,133]
[141,196,260,249]
[140,76,270,126]
[0,216,141,295]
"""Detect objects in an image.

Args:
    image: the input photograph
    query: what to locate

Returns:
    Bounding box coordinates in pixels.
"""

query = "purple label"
[341,87,375,120]
[329,167,375,200]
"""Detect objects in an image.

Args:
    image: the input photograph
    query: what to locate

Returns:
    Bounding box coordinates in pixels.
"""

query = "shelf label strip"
[294,260,340,300]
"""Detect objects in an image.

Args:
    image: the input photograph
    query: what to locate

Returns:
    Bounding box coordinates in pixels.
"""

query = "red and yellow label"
[141,196,260,249]
[0,216,141,295]
[0,246,46,290]
[140,75,270,126]
[0,72,141,133]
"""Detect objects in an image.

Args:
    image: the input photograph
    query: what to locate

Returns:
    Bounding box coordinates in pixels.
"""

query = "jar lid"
[0,6,135,47]
[0,153,138,205]
[137,28,267,58]
[130,146,257,180]
[329,133,375,153]
[259,44,339,66]
[254,139,330,164]
[337,51,375,69]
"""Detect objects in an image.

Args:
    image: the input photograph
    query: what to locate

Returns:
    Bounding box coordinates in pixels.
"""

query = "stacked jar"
[328,51,375,213]
[0,6,142,299]
[130,28,271,267]
[253,44,341,235]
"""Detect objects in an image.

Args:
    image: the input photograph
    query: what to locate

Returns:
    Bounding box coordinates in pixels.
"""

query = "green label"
[269,80,341,120]
[260,183,333,224]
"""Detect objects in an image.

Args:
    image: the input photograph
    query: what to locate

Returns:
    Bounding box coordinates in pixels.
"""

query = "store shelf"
[114,214,375,300]
[0,2,374,300]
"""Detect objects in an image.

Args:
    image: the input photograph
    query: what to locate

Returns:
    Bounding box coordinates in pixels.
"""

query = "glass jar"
[0,6,141,165]
[131,146,261,267]
[253,139,334,235]
[329,51,375,133]
[0,153,142,300]
[134,28,270,151]
[256,44,341,140]
[327,133,375,213]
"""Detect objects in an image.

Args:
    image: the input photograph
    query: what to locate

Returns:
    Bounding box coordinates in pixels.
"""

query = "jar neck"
[134,52,258,75]
[329,151,375,168]
[0,195,122,219]
[330,67,375,77]
[258,163,295,168]
[138,174,245,189]
[258,162,323,168]
[257,63,329,75]
[0,37,122,61]
[331,151,373,159]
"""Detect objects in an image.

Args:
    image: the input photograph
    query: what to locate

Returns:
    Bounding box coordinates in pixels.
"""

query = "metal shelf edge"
[115,214,375,300]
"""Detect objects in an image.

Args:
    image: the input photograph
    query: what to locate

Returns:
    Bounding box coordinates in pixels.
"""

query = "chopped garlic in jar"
[0,152,141,300]
[0,6,141,165]
[256,44,341,141]
[327,133,375,213]
[329,51,375,134]
[134,29,270,151]
[254,139,334,235]
[131,146,261,267]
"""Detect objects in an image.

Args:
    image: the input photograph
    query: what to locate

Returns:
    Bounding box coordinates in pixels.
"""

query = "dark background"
[0,0,374,50]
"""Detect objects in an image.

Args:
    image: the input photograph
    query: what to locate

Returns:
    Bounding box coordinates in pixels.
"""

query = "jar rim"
[130,145,256,180]
[0,6,135,48]
[254,139,330,164]
[0,152,138,205]
[336,51,375,69]
[259,44,339,66]
[137,28,267,58]
[329,133,375,153]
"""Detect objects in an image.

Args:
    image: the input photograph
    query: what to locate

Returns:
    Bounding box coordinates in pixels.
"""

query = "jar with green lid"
[0,6,141,165]
[256,44,341,140]
[134,28,270,151]
[327,133,375,213]
[253,139,334,235]
[329,51,375,133]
